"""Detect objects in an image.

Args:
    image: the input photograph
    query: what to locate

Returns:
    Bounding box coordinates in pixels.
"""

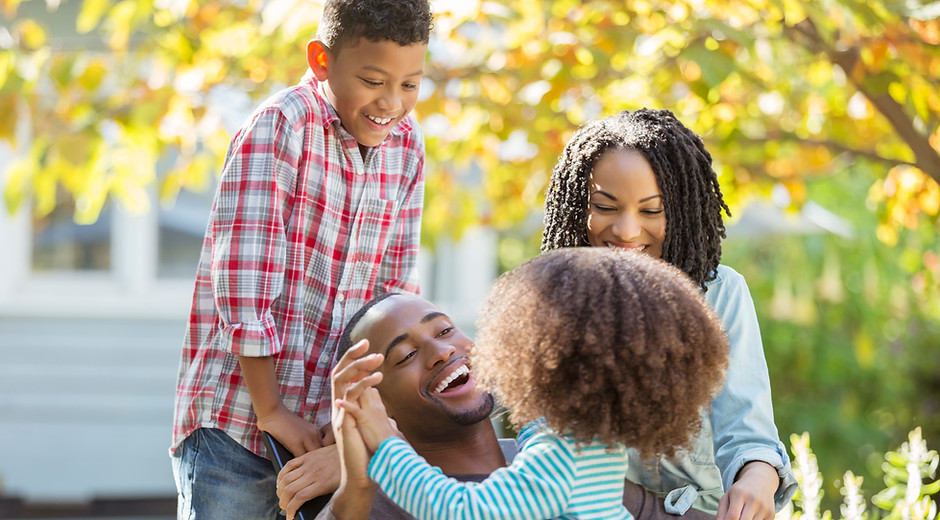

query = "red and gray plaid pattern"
[172,73,424,456]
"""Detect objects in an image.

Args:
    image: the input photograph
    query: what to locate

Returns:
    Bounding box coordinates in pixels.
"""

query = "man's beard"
[431,392,495,426]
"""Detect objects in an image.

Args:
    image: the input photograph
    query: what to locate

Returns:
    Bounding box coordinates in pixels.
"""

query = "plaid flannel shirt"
[172,72,424,456]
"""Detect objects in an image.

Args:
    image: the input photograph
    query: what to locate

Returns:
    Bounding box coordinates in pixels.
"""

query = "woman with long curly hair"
[335,248,729,520]
[542,108,796,520]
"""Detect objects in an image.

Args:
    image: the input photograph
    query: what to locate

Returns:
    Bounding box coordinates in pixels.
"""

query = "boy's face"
[351,295,493,441]
[317,37,427,148]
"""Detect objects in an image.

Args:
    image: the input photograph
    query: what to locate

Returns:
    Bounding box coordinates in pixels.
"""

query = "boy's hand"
[257,408,323,458]
[276,444,340,519]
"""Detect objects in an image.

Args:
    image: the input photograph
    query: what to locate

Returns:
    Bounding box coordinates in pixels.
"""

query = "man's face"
[351,295,494,440]
[320,37,426,148]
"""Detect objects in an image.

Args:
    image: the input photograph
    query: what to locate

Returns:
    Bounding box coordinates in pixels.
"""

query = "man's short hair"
[317,0,433,52]
[337,292,401,357]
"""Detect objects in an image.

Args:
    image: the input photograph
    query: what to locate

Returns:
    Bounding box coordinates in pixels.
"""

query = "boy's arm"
[213,107,322,453]
[240,355,322,456]
[373,134,424,295]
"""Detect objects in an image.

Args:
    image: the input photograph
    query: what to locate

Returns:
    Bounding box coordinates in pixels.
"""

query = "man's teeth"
[368,115,393,125]
[434,365,469,394]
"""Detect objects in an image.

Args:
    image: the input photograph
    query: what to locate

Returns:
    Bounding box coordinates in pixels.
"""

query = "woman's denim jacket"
[624,264,798,515]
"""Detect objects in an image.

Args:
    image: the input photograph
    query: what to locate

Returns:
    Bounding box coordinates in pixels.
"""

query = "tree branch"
[785,18,940,185]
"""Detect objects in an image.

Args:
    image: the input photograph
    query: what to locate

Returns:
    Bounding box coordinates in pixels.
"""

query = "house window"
[31,198,112,272]
[157,188,214,279]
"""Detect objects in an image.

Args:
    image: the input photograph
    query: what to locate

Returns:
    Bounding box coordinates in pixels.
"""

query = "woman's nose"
[612,212,642,241]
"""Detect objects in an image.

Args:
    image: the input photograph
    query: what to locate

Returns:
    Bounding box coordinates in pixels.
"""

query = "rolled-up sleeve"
[210,107,300,358]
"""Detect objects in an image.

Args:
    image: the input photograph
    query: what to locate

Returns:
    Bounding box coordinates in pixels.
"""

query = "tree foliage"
[1,0,938,234]
[1,0,938,505]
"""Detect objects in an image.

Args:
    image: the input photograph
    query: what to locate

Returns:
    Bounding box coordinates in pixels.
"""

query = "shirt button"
[356,168,364,175]
[303,412,313,422]
[336,293,345,303]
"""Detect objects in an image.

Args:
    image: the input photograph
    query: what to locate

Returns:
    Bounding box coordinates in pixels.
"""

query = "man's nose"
[427,341,456,368]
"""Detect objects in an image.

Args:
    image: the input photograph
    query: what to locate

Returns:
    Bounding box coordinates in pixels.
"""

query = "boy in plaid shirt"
[170,1,433,518]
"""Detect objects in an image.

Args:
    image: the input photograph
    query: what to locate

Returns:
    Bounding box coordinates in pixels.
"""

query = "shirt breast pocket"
[354,198,399,261]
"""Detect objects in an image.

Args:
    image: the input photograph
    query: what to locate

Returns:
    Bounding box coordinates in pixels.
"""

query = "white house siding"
[0,316,183,501]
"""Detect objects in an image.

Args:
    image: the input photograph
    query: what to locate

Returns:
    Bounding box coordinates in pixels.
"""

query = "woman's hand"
[716,461,779,520]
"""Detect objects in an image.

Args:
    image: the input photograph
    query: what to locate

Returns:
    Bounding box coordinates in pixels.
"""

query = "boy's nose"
[377,89,402,112]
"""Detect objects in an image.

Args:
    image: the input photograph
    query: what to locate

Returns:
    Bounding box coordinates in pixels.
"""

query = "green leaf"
[681,45,736,89]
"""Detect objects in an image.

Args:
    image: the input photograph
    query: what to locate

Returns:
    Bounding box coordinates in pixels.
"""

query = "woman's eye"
[591,203,615,212]
[395,350,417,366]
[642,209,664,215]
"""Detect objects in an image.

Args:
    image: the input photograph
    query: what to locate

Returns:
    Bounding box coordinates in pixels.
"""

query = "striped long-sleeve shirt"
[368,422,634,520]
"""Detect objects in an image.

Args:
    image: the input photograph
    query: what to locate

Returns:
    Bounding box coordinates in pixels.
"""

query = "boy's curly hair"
[541,108,731,290]
[318,0,433,52]
[473,248,728,458]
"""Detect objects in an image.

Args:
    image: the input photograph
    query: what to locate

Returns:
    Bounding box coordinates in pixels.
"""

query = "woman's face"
[585,148,666,259]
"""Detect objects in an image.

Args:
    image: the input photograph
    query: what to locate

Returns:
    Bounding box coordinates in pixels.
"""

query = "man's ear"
[307,39,330,81]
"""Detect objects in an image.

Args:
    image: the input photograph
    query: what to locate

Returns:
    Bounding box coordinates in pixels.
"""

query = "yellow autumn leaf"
[76,0,110,34]
[17,18,47,49]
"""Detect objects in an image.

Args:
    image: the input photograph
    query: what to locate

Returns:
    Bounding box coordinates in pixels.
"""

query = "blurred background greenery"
[1,0,938,512]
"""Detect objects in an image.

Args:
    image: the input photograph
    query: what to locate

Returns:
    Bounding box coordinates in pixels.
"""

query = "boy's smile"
[312,37,427,150]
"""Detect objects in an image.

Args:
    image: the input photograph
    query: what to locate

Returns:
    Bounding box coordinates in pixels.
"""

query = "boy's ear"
[307,39,331,81]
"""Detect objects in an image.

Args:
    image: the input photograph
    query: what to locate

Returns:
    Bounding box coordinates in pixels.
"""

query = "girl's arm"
[369,435,573,520]
[338,392,573,520]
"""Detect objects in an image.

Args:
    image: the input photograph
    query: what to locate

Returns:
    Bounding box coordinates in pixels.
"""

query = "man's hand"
[276,443,341,520]
[716,461,779,520]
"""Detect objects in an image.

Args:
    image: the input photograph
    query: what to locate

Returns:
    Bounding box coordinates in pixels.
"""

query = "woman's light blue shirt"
[623,264,797,514]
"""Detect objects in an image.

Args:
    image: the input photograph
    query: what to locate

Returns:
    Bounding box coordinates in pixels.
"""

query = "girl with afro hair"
[542,108,796,520]
[335,247,729,520]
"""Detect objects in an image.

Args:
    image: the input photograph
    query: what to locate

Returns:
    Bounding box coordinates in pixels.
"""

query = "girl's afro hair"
[473,247,728,457]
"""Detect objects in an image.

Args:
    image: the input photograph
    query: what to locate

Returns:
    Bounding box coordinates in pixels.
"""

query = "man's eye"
[395,350,417,366]
[437,327,454,338]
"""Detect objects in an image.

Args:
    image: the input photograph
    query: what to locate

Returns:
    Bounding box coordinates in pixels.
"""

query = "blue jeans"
[172,428,284,520]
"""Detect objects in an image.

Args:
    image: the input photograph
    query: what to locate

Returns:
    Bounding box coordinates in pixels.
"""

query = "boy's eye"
[403,82,418,90]
[361,78,383,87]
[395,350,417,366]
